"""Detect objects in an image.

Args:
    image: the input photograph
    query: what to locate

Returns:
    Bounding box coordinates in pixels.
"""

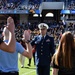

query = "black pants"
[28,52,35,65]
[0,72,19,75]
[36,65,50,75]
[33,52,35,65]
[29,58,31,65]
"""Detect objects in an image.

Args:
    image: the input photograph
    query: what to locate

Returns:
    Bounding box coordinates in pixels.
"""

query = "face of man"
[39,28,47,36]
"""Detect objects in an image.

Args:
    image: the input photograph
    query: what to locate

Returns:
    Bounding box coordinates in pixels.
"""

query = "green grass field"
[18,57,52,75]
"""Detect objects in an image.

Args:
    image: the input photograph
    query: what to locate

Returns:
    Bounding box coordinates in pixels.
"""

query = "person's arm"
[22,30,32,58]
[50,37,55,56]
[0,17,16,52]
[0,32,15,52]
[52,68,59,75]
[51,54,59,75]
[22,42,32,58]
[31,36,37,46]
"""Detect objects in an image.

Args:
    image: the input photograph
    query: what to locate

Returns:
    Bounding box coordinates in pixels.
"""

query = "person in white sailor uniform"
[31,23,55,75]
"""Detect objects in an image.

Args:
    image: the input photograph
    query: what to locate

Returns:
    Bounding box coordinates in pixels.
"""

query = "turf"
[18,57,52,75]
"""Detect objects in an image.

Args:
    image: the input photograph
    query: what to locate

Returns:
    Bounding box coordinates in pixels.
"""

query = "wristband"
[25,40,31,44]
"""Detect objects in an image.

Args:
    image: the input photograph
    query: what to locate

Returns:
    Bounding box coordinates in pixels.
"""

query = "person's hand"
[6,17,15,33]
[24,30,31,41]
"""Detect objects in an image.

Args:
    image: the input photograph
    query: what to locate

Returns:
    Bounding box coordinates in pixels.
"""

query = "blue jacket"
[31,34,55,66]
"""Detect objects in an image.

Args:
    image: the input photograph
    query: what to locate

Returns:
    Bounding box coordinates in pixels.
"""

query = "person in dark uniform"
[0,17,16,52]
[31,23,55,75]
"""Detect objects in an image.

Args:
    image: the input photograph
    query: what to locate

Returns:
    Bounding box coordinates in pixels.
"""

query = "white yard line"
[22,70,35,75]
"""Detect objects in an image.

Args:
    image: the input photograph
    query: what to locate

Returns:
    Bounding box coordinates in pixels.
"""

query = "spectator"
[0,17,16,53]
[0,27,32,75]
[51,31,75,75]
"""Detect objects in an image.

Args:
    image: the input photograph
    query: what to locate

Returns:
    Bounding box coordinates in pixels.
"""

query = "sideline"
[22,70,35,75]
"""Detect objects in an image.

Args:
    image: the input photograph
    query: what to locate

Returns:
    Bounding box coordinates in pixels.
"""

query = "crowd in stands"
[0,0,21,10]
[18,4,39,10]
[17,0,40,11]
[0,0,40,10]
[67,1,75,10]
[0,20,75,47]
[15,22,39,41]
[0,0,75,10]
[47,21,75,45]
[15,21,75,46]
[29,0,41,4]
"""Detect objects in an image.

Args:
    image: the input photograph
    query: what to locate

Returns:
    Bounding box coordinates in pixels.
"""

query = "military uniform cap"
[38,23,49,29]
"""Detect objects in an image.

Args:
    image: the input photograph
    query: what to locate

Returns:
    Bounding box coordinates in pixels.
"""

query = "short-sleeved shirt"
[51,54,75,75]
[0,40,25,72]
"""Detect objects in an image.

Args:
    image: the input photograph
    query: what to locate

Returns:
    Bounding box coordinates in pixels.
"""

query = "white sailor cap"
[38,23,49,29]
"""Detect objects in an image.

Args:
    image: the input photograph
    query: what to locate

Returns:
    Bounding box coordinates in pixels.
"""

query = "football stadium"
[0,0,75,75]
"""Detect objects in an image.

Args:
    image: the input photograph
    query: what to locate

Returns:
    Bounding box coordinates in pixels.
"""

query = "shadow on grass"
[23,67,36,70]
[24,67,52,71]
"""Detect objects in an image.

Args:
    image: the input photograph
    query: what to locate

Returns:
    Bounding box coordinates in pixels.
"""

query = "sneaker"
[21,66,24,68]
[27,64,31,66]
